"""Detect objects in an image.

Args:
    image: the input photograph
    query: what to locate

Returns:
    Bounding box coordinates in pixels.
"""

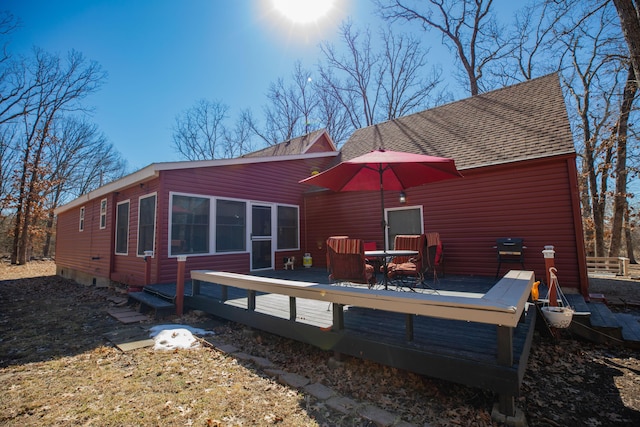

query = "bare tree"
[609,65,638,257]
[379,29,442,120]
[611,0,640,261]
[376,0,509,95]
[316,21,441,134]
[0,124,18,213]
[559,4,627,257]
[494,0,578,86]
[172,99,229,160]
[318,21,380,129]
[6,48,105,264]
[222,110,256,158]
[314,80,352,147]
[259,62,320,145]
[40,116,126,257]
[613,0,640,83]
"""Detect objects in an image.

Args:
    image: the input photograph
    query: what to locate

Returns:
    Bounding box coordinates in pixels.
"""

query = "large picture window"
[171,194,210,255]
[216,199,246,252]
[277,205,298,250]
[137,194,157,256]
[115,201,130,255]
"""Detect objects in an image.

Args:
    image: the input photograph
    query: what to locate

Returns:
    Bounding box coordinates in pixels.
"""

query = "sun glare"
[272,0,336,24]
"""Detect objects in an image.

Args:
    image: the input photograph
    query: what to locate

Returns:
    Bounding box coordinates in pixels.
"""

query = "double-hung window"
[277,205,298,250]
[115,200,130,255]
[171,194,210,255]
[216,199,246,252]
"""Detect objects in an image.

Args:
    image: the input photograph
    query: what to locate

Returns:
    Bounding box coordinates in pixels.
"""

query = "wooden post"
[289,296,297,321]
[542,246,557,306]
[496,325,515,417]
[144,250,153,285]
[176,255,187,316]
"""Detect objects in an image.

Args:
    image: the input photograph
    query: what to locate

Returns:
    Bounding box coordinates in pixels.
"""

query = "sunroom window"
[137,194,156,256]
[277,205,298,250]
[216,199,246,252]
[115,201,130,255]
[171,194,210,255]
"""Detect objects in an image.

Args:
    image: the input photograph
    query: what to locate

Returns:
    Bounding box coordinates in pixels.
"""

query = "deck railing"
[191,269,534,328]
[586,256,630,276]
[190,269,534,419]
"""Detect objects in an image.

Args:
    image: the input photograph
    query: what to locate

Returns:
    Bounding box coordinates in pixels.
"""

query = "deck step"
[587,301,621,329]
[615,313,640,348]
[565,294,590,312]
[128,291,175,319]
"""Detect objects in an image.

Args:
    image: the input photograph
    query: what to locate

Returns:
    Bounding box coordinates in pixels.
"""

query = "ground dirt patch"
[1,261,640,426]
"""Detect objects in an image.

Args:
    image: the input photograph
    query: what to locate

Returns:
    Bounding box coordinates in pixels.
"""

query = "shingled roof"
[242,129,335,158]
[340,73,575,170]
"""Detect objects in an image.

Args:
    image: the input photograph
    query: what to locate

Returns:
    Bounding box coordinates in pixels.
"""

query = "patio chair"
[386,234,427,287]
[495,237,525,279]
[425,232,445,283]
[327,237,376,287]
[326,236,349,270]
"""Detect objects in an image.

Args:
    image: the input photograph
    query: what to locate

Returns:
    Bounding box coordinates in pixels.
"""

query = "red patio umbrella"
[299,149,463,250]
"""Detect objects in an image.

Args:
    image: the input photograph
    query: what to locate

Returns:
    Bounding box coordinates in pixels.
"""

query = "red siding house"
[303,74,588,295]
[54,74,588,295]
[54,131,338,287]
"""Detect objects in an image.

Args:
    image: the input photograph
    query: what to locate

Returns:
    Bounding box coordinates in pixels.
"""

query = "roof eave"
[54,151,339,215]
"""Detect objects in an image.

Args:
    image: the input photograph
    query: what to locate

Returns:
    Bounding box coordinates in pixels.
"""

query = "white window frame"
[169,191,213,257]
[79,206,85,232]
[99,198,107,229]
[115,200,130,256]
[167,191,301,259]
[137,193,157,257]
[276,204,300,251]
[216,198,247,254]
[385,205,424,250]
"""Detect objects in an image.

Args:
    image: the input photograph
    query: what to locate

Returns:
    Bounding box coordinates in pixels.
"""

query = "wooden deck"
[146,268,536,419]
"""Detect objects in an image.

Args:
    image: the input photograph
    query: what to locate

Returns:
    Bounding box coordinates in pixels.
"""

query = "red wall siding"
[55,193,114,283]
[303,155,588,292]
[109,181,161,285]
[154,157,334,284]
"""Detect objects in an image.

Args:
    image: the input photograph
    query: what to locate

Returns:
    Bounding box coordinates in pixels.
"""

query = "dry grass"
[0,262,327,426]
[1,261,640,426]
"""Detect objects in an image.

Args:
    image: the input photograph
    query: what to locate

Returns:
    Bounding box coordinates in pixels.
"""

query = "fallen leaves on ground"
[1,261,640,426]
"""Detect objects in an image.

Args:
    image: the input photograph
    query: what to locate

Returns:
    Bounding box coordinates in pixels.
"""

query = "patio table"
[365,250,419,290]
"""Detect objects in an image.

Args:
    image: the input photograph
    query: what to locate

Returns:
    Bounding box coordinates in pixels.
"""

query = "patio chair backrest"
[392,234,427,266]
[426,232,443,267]
[327,237,369,284]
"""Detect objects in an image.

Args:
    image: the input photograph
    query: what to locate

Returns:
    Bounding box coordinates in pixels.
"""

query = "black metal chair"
[495,237,525,279]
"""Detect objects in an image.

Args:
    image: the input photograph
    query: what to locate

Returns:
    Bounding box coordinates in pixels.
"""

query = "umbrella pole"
[379,165,386,250]
[379,166,391,290]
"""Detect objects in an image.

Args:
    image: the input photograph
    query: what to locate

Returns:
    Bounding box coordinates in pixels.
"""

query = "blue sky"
[5,0,380,170]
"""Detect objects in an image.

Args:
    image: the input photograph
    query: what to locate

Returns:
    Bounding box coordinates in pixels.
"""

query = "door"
[386,206,423,249]
[251,204,273,270]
